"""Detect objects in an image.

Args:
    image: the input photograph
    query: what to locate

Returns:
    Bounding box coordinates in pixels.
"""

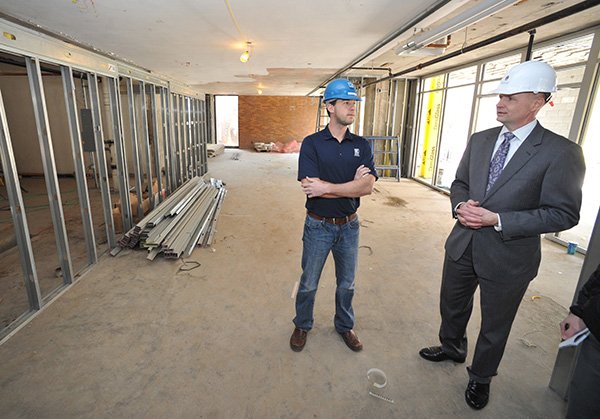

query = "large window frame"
[410,26,600,252]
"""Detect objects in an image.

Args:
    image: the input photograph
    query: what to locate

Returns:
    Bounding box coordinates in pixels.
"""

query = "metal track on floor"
[113,176,227,259]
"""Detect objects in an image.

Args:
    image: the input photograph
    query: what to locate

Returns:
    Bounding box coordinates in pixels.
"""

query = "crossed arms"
[301,165,375,199]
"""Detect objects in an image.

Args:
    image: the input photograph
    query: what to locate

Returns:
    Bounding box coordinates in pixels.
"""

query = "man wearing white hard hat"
[419,61,586,410]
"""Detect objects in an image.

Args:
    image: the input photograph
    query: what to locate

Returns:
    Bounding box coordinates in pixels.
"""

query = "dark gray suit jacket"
[445,122,586,282]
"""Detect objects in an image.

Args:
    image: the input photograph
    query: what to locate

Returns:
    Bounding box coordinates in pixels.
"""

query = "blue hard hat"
[323,78,361,102]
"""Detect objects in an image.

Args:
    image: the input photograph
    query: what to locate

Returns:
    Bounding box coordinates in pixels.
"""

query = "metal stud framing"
[171,93,178,186]
[194,99,199,176]
[192,99,200,176]
[183,95,190,181]
[126,77,144,219]
[184,95,191,180]
[139,81,154,209]
[149,85,164,204]
[60,65,97,265]
[179,94,186,183]
[88,72,116,249]
[197,99,204,175]
[0,90,42,310]
[172,93,182,186]
[168,88,177,191]
[25,56,74,285]
[190,99,196,176]
[178,95,187,182]
[188,98,195,177]
[197,99,203,175]
[180,95,186,181]
[0,42,207,337]
[198,100,203,173]
[186,97,195,178]
[160,87,173,195]
[199,99,208,175]
[108,76,133,232]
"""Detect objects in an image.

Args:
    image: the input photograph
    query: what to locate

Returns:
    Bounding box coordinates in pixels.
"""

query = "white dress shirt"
[493,119,539,230]
[492,119,538,168]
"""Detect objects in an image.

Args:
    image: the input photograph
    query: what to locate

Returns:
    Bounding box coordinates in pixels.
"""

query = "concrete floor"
[0,149,586,418]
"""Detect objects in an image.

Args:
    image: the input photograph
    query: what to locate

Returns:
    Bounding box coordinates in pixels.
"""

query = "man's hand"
[301,177,331,198]
[354,165,371,180]
[560,313,586,340]
[456,199,498,229]
[300,169,374,199]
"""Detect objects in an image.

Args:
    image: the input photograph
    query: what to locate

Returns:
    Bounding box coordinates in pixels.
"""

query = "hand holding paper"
[559,328,590,349]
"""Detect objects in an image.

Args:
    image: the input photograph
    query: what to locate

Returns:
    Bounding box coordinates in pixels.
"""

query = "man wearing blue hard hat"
[290,78,377,353]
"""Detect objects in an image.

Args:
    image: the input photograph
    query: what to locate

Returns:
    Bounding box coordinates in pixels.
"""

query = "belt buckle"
[332,217,336,224]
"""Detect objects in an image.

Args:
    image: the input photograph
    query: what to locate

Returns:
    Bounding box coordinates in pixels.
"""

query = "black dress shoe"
[465,379,490,410]
[418,346,465,363]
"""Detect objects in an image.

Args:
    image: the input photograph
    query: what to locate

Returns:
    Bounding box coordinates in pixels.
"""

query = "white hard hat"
[494,60,557,95]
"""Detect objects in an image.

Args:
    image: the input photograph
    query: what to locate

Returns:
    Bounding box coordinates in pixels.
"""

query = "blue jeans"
[293,214,360,333]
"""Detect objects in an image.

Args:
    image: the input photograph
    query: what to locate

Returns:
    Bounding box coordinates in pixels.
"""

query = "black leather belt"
[307,211,357,225]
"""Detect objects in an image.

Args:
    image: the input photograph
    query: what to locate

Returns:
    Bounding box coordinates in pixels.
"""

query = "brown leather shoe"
[339,330,363,351]
[290,327,307,352]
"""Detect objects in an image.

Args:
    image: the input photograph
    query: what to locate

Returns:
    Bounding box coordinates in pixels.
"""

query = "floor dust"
[0,150,585,418]
[384,196,407,207]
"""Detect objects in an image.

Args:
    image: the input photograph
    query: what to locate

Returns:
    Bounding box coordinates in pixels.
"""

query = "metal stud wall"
[25,56,74,285]
[0,91,42,311]
[0,19,209,339]
[60,65,97,265]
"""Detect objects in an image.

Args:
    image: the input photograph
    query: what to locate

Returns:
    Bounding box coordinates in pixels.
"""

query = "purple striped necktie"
[486,132,515,193]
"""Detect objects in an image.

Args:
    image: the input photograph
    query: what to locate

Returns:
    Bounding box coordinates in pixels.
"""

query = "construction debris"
[253,142,274,152]
[253,141,301,153]
[271,140,301,153]
[114,176,227,260]
[207,143,225,157]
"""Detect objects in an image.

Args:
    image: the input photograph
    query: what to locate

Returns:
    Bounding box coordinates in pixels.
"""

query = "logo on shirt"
[354,148,360,157]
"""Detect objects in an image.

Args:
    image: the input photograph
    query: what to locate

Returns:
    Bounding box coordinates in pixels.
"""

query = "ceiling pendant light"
[240,41,252,63]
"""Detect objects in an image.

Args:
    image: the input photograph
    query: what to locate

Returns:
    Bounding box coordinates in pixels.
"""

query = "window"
[414,75,445,183]
[435,67,477,189]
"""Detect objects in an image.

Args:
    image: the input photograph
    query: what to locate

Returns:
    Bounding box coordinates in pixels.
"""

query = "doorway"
[215,95,238,147]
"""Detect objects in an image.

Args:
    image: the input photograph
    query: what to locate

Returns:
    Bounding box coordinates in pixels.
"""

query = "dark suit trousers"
[566,334,600,419]
[439,241,529,383]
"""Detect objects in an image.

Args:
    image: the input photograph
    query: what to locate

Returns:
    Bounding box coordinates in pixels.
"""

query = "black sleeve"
[570,263,600,318]
[582,294,600,340]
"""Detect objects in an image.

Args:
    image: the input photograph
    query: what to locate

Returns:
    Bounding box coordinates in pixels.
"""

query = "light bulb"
[240,50,250,63]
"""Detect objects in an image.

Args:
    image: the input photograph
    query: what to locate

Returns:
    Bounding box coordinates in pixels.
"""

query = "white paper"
[559,328,590,348]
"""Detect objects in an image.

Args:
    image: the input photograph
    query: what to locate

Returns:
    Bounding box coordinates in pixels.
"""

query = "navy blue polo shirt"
[298,125,377,217]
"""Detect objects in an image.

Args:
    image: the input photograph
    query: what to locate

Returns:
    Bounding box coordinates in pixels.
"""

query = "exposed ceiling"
[0,0,599,96]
